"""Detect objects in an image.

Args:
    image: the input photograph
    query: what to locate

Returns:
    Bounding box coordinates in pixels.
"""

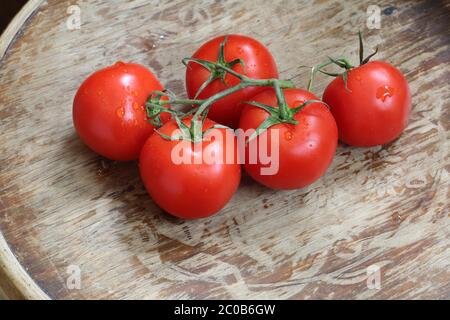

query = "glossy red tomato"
[73,62,167,161]
[139,117,241,219]
[185,34,278,128]
[239,88,338,190]
[323,61,411,147]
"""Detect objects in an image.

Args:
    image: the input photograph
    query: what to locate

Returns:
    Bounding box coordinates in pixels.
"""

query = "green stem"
[273,80,289,120]
[157,98,204,106]
[307,56,353,92]
[307,60,334,92]
[192,78,293,119]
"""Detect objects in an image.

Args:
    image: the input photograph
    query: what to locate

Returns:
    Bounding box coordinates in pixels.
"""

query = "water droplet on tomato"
[131,90,138,97]
[132,102,140,110]
[376,85,395,102]
[284,131,293,140]
[116,106,125,118]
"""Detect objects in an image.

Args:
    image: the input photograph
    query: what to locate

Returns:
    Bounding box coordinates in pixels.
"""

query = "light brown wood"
[0,0,449,300]
[0,0,50,300]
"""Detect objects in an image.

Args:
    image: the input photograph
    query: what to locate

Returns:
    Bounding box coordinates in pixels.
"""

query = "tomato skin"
[186,34,278,128]
[139,118,241,219]
[239,89,338,190]
[73,62,167,161]
[323,61,411,147]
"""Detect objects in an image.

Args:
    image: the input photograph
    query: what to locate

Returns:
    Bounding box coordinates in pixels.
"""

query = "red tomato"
[323,61,411,147]
[185,34,278,128]
[139,117,241,219]
[73,62,167,161]
[239,89,338,190]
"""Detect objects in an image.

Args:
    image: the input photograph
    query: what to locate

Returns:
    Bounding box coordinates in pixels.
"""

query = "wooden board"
[0,0,449,300]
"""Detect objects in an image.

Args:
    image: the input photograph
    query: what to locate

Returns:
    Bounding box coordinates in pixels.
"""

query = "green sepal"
[194,73,216,99]
[358,30,364,66]
[246,116,282,143]
[361,46,378,65]
[342,70,351,92]
[292,99,328,114]
[227,58,245,69]
[358,31,378,65]
[182,57,214,71]
[245,101,278,116]
[327,56,350,69]
[174,114,191,139]
[318,70,340,77]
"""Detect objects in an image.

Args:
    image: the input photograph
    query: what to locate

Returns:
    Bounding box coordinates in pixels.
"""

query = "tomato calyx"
[307,31,378,92]
[245,80,327,142]
[182,36,245,99]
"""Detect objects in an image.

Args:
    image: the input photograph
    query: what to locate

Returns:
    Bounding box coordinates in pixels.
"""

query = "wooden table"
[0,0,448,299]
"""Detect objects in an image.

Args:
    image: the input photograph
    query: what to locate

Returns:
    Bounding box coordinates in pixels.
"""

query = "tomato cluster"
[73,33,411,219]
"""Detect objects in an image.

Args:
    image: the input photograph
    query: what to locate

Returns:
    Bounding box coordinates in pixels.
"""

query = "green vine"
[145,37,327,143]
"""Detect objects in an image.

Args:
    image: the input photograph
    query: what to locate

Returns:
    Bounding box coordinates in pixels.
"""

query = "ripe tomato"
[73,62,167,161]
[323,61,411,147]
[185,34,278,128]
[139,117,241,219]
[239,88,338,190]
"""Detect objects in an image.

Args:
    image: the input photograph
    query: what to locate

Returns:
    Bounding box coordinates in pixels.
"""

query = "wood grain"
[0,0,50,300]
[0,0,449,299]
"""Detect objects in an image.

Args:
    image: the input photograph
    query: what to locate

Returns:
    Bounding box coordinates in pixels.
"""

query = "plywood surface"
[0,0,449,299]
